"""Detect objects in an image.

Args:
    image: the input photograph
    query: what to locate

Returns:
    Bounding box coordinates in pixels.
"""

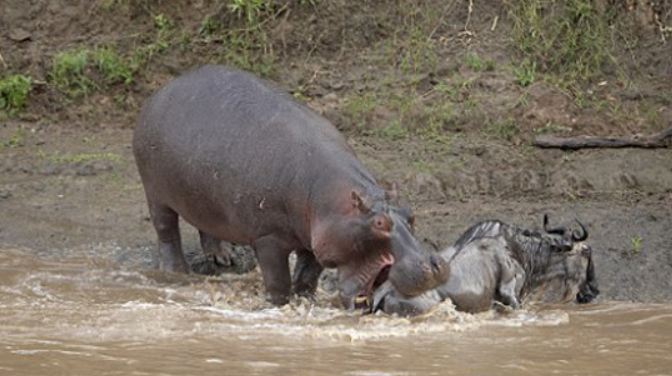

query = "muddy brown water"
[1,248,671,376]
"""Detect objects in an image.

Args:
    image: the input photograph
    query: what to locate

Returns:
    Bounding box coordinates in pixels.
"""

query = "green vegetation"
[513,59,536,87]
[378,120,408,141]
[465,53,495,72]
[49,47,134,98]
[344,93,379,130]
[2,128,26,148]
[93,48,134,85]
[508,0,615,89]
[50,49,95,97]
[198,16,220,37]
[0,74,32,116]
[487,118,520,141]
[153,13,172,32]
[217,29,276,77]
[398,26,439,76]
[47,152,122,164]
[228,0,270,24]
[630,235,642,255]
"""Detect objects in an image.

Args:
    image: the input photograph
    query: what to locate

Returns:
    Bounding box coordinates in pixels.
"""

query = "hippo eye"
[372,214,391,232]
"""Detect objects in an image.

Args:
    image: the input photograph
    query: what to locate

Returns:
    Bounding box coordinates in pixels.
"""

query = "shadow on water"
[1,247,671,375]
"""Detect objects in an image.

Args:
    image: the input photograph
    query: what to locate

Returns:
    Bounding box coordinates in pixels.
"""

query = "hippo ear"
[384,182,399,202]
[351,190,371,214]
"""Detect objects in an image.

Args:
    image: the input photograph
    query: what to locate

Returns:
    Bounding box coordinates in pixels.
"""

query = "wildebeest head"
[311,191,449,310]
[527,216,599,304]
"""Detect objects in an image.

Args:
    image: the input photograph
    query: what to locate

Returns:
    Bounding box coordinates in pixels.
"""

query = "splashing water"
[1,247,670,375]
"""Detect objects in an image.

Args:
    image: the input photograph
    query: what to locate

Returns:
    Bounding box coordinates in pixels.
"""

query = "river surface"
[1,248,671,376]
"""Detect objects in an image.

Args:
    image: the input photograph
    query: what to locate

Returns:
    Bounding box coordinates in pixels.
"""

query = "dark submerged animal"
[374,216,599,315]
[133,65,448,308]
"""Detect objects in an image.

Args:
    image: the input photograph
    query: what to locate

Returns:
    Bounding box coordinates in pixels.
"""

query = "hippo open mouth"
[352,253,394,310]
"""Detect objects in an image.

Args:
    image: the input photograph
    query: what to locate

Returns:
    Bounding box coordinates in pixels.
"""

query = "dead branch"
[533,126,672,150]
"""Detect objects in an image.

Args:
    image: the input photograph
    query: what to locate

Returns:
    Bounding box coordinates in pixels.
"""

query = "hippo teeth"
[365,253,395,293]
[354,295,370,310]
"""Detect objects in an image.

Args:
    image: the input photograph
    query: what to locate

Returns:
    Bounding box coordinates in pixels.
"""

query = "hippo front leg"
[254,235,293,306]
[292,249,324,298]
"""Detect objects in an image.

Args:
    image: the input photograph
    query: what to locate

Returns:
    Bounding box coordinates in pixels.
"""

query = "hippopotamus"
[132,65,448,308]
[373,215,599,315]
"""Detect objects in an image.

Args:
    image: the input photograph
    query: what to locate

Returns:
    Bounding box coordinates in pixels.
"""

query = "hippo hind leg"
[292,249,324,298]
[199,231,232,267]
[148,201,189,273]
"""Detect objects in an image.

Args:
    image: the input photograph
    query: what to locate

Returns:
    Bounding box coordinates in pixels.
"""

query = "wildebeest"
[373,215,599,315]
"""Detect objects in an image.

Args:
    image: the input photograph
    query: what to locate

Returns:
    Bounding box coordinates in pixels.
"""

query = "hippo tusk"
[355,295,370,310]
[572,219,588,241]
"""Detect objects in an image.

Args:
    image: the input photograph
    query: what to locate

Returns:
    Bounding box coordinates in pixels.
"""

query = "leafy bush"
[0,74,32,115]
[49,49,95,97]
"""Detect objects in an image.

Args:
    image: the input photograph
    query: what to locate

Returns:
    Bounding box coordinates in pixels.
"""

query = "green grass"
[465,53,495,72]
[513,59,536,87]
[377,120,408,140]
[92,48,133,85]
[0,74,32,116]
[508,0,615,89]
[218,29,276,77]
[344,93,379,129]
[397,26,439,76]
[419,101,453,143]
[198,16,220,37]
[228,0,271,24]
[630,235,642,255]
[49,49,95,98]
[487,118,520,141]
[2,128,26,148]
[47,152,122,164]
[153,13,172,32]
[50,47,134,98]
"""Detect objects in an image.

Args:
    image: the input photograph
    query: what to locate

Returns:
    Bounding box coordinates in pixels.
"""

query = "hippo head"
[532,217,599,304]
[311,191,449,310]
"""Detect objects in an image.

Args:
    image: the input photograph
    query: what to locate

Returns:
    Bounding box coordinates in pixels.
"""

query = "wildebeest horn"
[543,214,567,235]
[572,219,588,241]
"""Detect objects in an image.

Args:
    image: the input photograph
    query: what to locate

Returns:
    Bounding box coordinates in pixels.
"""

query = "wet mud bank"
[1,124,671,304]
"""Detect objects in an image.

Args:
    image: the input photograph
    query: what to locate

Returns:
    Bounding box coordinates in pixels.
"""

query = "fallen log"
[533,126,672,150]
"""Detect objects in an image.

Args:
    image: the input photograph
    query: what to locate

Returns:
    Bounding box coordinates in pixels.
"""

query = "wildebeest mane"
[452,219,566,276]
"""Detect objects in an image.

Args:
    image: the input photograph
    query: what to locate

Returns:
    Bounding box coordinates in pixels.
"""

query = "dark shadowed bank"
[1,1,671,304]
